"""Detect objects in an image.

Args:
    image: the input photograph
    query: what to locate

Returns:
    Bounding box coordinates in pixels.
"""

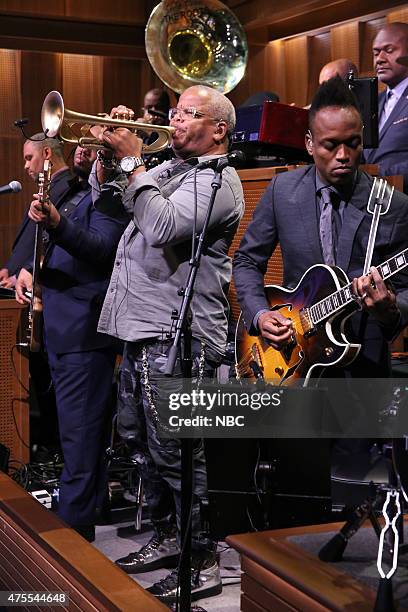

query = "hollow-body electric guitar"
[29,159,52,352]
[235,252,408,386]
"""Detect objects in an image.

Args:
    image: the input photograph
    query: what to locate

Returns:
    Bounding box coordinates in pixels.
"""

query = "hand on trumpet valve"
[101,128,143,160]
[110,104,135,122]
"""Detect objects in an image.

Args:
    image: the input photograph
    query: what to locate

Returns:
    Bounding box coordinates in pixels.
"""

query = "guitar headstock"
[38,159,53,204]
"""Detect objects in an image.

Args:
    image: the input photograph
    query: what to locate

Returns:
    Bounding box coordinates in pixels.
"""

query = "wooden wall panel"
[21,51,63,135]
[0,0,65,17]
[388,6,408,22]
[308,32,331,99]
[0,49,21,137]
[284,36,310,107]
[103,57,141,113]
[229,41,286,108]
[62,54,103,114]
[264,41,287,105]
[0,0,145,22]
[65,0,146,23]
[330,21,361,68]
[0,302,29,465]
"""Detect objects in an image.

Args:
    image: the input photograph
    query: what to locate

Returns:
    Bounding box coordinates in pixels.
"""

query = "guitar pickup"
[300,307,316,337]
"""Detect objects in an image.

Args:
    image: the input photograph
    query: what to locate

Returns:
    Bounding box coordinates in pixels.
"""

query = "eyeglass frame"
[168,106,221,122]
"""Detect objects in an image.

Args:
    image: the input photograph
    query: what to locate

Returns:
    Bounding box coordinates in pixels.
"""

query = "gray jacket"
[92,157,244,358]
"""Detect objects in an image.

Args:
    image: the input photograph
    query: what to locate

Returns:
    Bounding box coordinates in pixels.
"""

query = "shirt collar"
[386,75,408,100]
[315,168,357,201]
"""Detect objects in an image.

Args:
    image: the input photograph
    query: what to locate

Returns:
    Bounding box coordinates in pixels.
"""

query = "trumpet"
[41,91,174,154]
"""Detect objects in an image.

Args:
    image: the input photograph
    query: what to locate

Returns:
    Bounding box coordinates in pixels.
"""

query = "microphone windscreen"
[9,181,22,193]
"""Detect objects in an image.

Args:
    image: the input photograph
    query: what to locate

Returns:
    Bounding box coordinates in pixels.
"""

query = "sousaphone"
[145,0,248,94]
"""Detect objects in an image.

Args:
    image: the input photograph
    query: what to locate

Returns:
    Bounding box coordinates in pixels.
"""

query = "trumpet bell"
[41,91,174,154]
[42,91,65,138]
[145,0,247,94]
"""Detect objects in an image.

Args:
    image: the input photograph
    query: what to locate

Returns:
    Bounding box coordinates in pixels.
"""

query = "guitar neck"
[310,248,408,324]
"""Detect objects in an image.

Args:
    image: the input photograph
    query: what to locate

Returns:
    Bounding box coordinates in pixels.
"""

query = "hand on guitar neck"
[257,310,294,350]
[351,266,400,328]
[28,193,60,229]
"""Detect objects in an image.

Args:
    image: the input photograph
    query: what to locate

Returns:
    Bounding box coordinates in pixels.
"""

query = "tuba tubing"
[41,91,174,154]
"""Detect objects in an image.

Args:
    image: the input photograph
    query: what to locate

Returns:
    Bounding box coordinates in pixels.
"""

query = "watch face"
[121,157,135,172]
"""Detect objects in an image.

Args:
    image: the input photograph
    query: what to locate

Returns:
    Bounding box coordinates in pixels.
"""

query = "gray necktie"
[319,186,336,266]
[379,90,394,131]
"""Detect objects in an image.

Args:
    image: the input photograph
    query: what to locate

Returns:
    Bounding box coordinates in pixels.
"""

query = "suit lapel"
[336,171,367,272]
[379,85,408,139]
[50,169,74,207]
[295,167,322,263]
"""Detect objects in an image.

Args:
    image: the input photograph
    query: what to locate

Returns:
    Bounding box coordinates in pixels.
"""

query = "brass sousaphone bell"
[145,0,248,93]
[41,91,175,154]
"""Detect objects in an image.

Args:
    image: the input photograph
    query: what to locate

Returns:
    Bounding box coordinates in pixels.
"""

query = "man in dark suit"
[234,76,408,386]
[0,134,72,288]
[364,22,408,193]
[16,145,129,541]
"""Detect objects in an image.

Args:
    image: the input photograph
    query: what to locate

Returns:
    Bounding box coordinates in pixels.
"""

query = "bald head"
[23,133,66,183]
[185,85,236,136]
[319,59,358,84]
[170,85,236,159]
[373,22,408,87]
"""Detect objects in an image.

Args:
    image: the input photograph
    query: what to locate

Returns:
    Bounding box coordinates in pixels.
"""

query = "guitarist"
[233,76,408,444]
[0,134,72,289]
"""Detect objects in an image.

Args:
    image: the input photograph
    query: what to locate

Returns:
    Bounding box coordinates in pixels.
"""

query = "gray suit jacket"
[364,86,408,192]
[233,165,408,375]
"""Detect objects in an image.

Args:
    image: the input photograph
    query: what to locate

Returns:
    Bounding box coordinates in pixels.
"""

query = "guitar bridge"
[300,307,316,337]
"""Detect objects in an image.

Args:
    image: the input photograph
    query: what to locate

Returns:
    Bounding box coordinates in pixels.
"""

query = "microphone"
[14,118,29,127]
[197,150,245,171]
[0,181,22,195]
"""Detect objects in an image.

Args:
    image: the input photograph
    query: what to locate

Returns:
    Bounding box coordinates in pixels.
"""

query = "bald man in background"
[319,58,359,84]
[302,58,358,108]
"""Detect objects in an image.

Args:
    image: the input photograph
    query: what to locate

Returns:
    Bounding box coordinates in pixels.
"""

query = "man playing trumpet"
[91,84,244,604]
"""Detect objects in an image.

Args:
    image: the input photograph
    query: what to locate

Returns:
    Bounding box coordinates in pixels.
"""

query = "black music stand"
[164,157,234,612]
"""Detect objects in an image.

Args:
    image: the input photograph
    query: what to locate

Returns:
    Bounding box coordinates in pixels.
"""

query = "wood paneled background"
[0,0,407,266]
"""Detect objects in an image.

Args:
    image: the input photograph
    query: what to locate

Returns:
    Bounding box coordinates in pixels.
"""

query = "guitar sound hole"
[282,336,297,361]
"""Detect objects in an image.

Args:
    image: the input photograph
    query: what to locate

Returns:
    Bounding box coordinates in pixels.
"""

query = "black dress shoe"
[115,526,179,574]
[73,524,95,543]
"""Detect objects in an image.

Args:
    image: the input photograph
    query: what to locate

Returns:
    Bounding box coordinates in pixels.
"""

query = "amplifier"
[232,101,310,162]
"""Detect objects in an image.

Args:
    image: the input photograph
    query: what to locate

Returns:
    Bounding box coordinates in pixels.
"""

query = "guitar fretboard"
[309,248,408,324]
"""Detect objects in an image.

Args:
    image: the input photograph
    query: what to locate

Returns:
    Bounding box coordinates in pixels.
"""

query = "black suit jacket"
[4,168,73,275]
[233,165,408,376]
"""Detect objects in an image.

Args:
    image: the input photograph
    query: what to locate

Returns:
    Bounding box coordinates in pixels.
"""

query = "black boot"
[115,525,179,574]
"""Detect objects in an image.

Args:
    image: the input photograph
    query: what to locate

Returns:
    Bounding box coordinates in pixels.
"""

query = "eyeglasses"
[168,107,216,121]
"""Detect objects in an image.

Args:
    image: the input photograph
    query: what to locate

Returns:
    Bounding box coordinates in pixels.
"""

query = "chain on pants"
[117,339,215,552]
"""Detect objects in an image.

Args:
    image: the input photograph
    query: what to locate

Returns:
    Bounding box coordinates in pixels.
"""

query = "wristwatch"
[120,156,144,175]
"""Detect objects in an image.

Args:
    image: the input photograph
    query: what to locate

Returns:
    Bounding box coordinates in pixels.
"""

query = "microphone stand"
[164,159,228,612]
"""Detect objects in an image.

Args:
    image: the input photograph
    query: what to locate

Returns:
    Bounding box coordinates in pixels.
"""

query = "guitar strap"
[363,177,394,275]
